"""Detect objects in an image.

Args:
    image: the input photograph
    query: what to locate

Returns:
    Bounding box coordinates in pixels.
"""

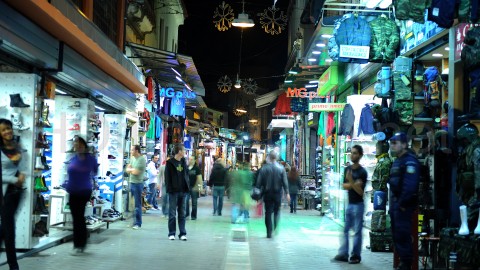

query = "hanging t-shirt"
[146,77,154,103]
[146,112,155,139]
[155,115,162,139]
[161,98,171,115]
[327,112,335,135]
[170,97,185,117]
[184,134,192,149]
[317,112,325,138]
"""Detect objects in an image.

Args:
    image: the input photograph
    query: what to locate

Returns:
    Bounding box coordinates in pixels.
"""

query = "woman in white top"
[0,118,26,270]
[146,155,159,210]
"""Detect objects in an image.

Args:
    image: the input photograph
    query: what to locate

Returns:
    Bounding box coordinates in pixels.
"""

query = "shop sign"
[318,65,343,96]
[339,45,370,59]
[455,23,480,61]
[285,87,330,100]
[159,87,197,99]
[399,18,445,55]
[307,112,318,127]
[309,103,346,112]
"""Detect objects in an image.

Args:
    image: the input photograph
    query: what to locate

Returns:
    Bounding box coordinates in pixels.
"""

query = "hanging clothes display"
[335,15,371,64]
[358,104,375,136]
[394,0,431,23]
[274,92,292,115]
[161,97,171,115]
[328,13,352,61]
[338,104,355,137]
[146,111,155,139]
[146,76,154,103]
[368,15,399,63]
[155,115,162,140]
[170,96,185,118]
[317,112,325,138]
[327,112,335,136]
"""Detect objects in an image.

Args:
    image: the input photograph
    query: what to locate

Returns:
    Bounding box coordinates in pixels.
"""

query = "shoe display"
[9,93,29,108]
[108,155,116,160]
[41,103,52,127]
[180,235,187,241]
[11,112,29,131]
[68,123,80,131]
[169,235,175,240]
[66,113,81,120]
[68,100,81,109]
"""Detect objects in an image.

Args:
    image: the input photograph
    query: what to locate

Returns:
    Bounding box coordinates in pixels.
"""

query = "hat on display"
[372,132,386,141]
[390,132,408,143]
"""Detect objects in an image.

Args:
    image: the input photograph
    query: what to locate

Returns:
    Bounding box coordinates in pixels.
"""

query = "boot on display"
[35,155,44,170]
[11,112,29,131]
[41,155,50,170]
[41,104,51,127]
[9,93,29,108]
[459,205,470,235]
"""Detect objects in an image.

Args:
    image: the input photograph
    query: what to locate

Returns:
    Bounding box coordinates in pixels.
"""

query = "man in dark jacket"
[208,158,227,216]
[256,151,290,238]
[165,144,190,241]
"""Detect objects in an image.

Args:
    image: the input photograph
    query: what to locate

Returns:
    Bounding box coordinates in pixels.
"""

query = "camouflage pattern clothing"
[461,27,480,72]
[369,16,400,63]
[393,71,412,101]
[394,0,432,24]
[458,0,472,22]
[394,101,414,125]
[457,137,480,222]
[372,153,393,192]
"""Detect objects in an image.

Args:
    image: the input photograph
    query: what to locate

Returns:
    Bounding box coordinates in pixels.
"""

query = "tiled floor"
[3,196,395,270]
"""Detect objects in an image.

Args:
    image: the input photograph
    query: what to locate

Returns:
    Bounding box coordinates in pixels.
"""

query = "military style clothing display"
[368,16,400,63]
[394,0,432,23]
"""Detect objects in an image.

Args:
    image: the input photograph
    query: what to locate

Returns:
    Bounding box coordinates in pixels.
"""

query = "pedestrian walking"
[126,145,147,230]
[146,155,159,210]
[185,155,202,220]
[287,166,302,213]
[208,158,227,216]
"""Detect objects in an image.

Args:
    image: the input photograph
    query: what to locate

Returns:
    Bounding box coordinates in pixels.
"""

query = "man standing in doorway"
[165,144,190,241]
[256,151,290,238]
[334,145,367,264]
[126,145,147,230]
[146,155,160,210]
[388,132,420,270]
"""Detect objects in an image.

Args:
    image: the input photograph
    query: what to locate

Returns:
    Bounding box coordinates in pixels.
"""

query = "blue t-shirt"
[66,154,97,194]
[170,97,185,117]
[155,115,162,139]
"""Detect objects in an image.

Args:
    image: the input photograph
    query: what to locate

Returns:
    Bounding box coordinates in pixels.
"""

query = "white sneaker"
[70,248,83,256]
[180,235,187,241]
[169,235,175,240]
[132,225,140,230]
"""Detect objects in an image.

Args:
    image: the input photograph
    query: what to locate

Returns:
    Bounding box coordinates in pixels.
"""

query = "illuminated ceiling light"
[249,119,258,123]
[175,75,183,82]
[234,80,241,88]
[236,108,247,113]
[309,80,318,84]
[432,53,443,57]
[321,34,332,38]
[289,66,301,74]
[185,84,192,91]
[55,88,67,94]
[95,105,105,111]
[366,0,382,8]
[232,13,255,27]
[442,68,449,74]
[284,79,293,83]
[316,43,326,47]
[445,47,450,51]
[378,0,392,8]
[171,67,182,77]
[305,84,318,88]
[325,59,333,63]
[308,58,317,62]
[312,51,321,55]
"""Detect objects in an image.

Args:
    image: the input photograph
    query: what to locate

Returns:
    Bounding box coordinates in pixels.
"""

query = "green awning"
[317,64,344,96]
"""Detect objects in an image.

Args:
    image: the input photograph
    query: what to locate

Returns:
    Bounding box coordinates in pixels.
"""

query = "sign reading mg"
[159,87,197,99]
[286,87,329,100]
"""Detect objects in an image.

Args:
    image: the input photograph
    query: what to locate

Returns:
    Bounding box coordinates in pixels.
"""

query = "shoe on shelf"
[68,124,80,131]
[180,235,187,241]
[108,155,116,160]
[169,235,175,240]
[132,225,140,230]
[334,254,349,262]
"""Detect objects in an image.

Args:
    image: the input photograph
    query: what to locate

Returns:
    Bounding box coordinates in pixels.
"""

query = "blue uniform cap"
[390,132,408,143]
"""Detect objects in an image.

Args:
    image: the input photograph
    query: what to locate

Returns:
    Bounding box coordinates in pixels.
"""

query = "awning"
[127,43,205,97]
[255,89,283,108]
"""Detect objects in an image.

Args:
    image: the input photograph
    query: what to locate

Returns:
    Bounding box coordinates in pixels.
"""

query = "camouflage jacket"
[457,137,480,204]
[394,0,432,24]
[372,153,393,191]
[461,27,480,71]
[369,17,399,63]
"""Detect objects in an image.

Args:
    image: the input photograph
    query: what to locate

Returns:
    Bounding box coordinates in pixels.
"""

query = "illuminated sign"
[309,103,346,112]
[339,45,370,59]
[159,87,197,99]
[285,87,330,100]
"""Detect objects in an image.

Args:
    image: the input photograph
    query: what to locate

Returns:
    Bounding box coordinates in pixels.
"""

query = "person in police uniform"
[388,132,420,270]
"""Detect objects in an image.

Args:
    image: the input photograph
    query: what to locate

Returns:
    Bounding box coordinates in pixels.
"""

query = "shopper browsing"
[165,144,189,240]
[66,136,98,255]
[185,155,202,220]
[146,155,160,210]
[0,118,26,269]
[126,145,146,230]
[334,145,367,264]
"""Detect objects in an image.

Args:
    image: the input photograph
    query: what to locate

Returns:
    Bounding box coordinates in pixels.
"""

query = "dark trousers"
[289,193,298,213]
[264,192,282,238]
[168,192,187,237]
[0,186,22,270]
[69,192,91,249]
[390,203,414,265]
[185,191,199,219]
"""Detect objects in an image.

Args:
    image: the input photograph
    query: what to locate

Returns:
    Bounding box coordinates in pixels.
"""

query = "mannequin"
[456,123,480,233]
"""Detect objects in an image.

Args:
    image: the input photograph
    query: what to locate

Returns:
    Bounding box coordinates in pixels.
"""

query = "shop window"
[93,0,119,44]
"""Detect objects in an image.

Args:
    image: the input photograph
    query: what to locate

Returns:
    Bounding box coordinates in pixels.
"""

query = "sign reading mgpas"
[309,103,346,112]
[159,87,197,99]
[285,87,330,100]
[455,23,480,61]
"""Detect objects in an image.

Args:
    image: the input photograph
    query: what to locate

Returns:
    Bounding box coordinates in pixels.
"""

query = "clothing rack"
[321,3,393,26]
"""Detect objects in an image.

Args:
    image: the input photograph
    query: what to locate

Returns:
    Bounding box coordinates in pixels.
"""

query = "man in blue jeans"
[165,144,190,241]
[208,158,227,216]
[126,145,147,230]
[334,145,367,264]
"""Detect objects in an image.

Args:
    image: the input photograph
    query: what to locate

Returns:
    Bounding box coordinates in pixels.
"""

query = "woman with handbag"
[0,118,26,270]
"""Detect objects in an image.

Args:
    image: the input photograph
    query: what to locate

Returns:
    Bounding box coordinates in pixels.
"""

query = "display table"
[438,228,480,268]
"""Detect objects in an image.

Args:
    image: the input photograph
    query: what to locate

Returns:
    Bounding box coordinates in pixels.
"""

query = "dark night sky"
[178,0,289,115]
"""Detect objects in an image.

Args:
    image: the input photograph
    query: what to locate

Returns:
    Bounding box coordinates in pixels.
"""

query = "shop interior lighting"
[95,105,105,111]
[243,135,249,140]
[232,1,255,28]
[289,65,301,74]
[308,58,317,62]
[305,84,318,88]
[325,59,333,63]
[284,79,293,83]
[316,43,326,47]
[236,108,247,113]
[365,0,382,8]
[249,119,258,123]
[234,79,242,88]
[55,88,67,94]
[309,80,318,84]
[171,67,182,77]
[378,0,392,8]
[312,51,321,55]
[445,47,450,51]
[185,84,192,91]
[321,34,333,38]
[432,53,443,57]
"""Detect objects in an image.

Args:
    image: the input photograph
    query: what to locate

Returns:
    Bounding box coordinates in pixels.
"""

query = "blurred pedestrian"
[158,159,168,218]
[334,145,367,264]
[185,155,202,220]
[288,166,302,213]
[126,145,146,230]
[208,158,227,216]
[230,162,254,223]
[256,151,290,238]
[66,136,98,255]
[146,154,159,210]
[0,119,26,268]
[165,144,189,240]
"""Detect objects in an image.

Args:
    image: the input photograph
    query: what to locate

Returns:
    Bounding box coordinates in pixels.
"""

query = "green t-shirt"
[129,155,147,183]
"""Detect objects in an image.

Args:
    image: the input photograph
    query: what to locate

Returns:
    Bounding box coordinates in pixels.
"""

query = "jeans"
[339,202,364,258]
[147,183,158,209]
[185,191,199,219]
[289,193,298,213]
[69,192,91,250]
[390,202,414,264]
[0,185,22,270]
[212,186,225,215]
[264,192,282,238]
[130,183,143,227]
[168,192,187,237]
[162,185,169,216]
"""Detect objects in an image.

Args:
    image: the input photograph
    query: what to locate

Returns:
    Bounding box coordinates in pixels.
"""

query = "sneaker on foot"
[132,225,140,230]
[334,254,349,262]
[180,235,187,241]
[169,235,175,240]
[70,248,83,256]
[349,255,361,264]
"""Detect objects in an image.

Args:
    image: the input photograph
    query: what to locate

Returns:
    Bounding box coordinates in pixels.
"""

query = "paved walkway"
[5,196,394,270]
